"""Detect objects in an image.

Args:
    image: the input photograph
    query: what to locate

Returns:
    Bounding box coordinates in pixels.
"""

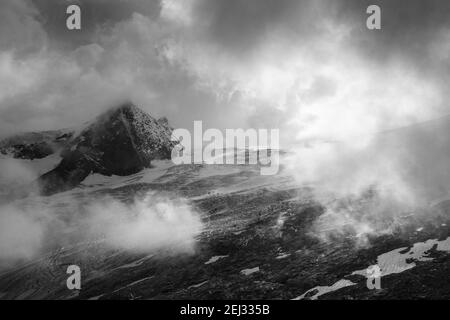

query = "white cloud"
[87,194,203,253]
[0,192,203,267]
[0,204,47,265]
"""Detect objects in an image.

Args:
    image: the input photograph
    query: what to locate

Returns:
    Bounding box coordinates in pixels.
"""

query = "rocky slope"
[1,161,450,300]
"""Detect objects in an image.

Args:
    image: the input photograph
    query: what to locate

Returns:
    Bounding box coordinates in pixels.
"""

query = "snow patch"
[80,160,173,189]
[204,255,228,265]
[241,267,260,276]
[188,280,209,289]
[293,279,356,300]
[275,253,290,259]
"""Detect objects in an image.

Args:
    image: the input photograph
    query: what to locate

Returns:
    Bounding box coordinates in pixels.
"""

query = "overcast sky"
[1,0,450,144]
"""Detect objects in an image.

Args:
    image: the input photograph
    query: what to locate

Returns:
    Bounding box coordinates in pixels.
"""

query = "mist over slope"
[285,113,450,243]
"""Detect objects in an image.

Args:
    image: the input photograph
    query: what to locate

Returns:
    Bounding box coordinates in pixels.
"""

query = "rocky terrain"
[1,106,450,300]
[0,160,449,300]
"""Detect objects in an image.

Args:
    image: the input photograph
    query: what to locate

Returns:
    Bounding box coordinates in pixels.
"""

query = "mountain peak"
[37,103,176,195]
[109,101,140,114]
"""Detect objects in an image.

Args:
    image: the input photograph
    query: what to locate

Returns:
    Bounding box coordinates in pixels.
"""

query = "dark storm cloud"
[188,0,450,73]
[15,0,450,67]
[31,0,161,50]
[192,0,303,54]
[330,0,450,72]
[0,0,47,55]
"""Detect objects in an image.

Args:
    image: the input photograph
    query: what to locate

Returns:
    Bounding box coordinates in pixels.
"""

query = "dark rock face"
[9,142,53,160]
[37,103,176,195]
[0,130,73,160]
